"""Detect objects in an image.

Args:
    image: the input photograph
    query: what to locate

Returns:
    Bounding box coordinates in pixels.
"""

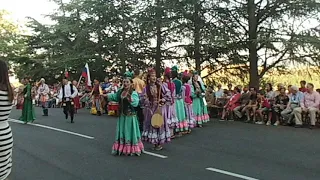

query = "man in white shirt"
[58,78,78,123]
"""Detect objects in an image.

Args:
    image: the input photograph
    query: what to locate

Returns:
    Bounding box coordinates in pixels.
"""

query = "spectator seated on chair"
[293,83,320,129]
[281,86,304,126]
[268,87,289,126]
[233,87,250,120]
[255,90,271,125]
[242,87,258,123]
[220,87,241,121]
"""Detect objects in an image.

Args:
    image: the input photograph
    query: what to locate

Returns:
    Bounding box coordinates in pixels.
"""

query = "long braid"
[146,75,153,102]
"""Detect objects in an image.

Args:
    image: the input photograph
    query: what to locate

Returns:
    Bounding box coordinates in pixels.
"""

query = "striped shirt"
[0,90,13,180]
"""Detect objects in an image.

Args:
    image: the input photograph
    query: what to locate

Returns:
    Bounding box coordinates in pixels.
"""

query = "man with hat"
[58,77,78,123]
[37,78,50,116]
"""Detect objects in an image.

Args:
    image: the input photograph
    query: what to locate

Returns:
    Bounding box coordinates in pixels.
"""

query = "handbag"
[151,87,164,128]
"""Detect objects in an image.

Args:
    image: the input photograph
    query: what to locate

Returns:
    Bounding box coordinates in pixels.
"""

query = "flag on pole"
[82,63,92,87]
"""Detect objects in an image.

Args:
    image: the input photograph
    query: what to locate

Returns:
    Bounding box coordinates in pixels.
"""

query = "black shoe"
[65,114,68,119]
[309,125,315,129]
[71,119,74,123]
[295,125,303,128]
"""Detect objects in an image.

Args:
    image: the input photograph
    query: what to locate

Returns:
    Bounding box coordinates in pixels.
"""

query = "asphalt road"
[8,107,320,180]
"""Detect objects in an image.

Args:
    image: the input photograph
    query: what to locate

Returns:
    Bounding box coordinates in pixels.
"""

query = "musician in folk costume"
[162,67,178,138]
[182,70,196,131]
[58,78,78,123]
[171,66,188,135]
[37,78,50,116]
[141,68,171,151]
[190,71,210,127]
[91,79,103,116]
[104,71,144,156]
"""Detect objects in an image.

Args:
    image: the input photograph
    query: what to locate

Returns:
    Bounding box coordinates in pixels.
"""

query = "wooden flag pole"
[76,75,82,88]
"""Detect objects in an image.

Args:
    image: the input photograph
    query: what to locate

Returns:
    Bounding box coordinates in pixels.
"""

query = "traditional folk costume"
[91,83,103,116]
[163,67,178,138]
[141,69,171,150]
[190,71,209,127]
[58,82,78,123]
[108,72,144,156]
[31,85,37,106]
[37,78,50,116]
[182,70,196,129]
[20,82,36,123]
[107,80,120,116]
[132,73,146,132]
[171,66,188,134]
[72,82,81,113]
[102,80,111,114]
[16,85,25,109]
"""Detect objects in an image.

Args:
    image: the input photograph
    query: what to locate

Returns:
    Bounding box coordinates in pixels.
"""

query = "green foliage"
[0,10,27,64]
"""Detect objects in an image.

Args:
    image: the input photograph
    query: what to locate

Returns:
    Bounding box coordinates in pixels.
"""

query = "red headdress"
[147,68,156,75]
[164,67,171,75]
[182,70,191,77]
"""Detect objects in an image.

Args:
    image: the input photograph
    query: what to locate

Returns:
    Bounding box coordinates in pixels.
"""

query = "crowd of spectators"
[205,80,320,129]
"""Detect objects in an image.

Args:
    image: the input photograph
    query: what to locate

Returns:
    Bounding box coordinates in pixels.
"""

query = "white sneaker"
[256,121,265,125]
[274,121,280,126]
[266,121,271,126]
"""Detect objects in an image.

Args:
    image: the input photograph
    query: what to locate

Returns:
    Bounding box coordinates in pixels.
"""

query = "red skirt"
[108,102,119,111]
[16,97,24,110]
[73,96,81,109]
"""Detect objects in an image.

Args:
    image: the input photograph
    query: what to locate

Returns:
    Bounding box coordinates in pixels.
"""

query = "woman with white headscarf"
[190,71,209,127]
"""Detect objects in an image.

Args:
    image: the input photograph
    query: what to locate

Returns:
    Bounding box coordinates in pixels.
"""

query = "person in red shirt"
[255,90,271,125]
[299,80,307,92]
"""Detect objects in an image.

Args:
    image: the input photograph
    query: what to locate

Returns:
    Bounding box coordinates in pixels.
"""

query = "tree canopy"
[2,0,320,86]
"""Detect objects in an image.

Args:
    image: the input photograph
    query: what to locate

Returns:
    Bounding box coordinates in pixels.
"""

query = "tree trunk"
[155,0,162,77]
[120,0,126,74]
[194,1,201,75]
[247,0,259,88]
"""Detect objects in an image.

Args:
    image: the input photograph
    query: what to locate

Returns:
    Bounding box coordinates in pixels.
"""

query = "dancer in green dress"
[171,66,188,134]
[105,71,144,156]
[20,78,36,123]
[190,71,209,127]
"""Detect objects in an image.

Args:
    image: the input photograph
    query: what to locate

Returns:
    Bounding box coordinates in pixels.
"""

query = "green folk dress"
[191,81,209,126]
[19,83,36,123]
[172,79,188,132]
[108,90,144,156]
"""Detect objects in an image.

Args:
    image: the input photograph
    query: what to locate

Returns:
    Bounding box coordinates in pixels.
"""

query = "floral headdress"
[182,70,191,77]
[147,68,156,75]
[164,67,171,75]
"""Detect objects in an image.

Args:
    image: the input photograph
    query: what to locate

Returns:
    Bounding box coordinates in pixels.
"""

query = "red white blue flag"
[81,63,92,86]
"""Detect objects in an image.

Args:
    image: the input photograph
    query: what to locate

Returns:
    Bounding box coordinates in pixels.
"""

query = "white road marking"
[205,167,259,180]
[143,150,168,159]
[9,119,167,159]
[8,118,95,139]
